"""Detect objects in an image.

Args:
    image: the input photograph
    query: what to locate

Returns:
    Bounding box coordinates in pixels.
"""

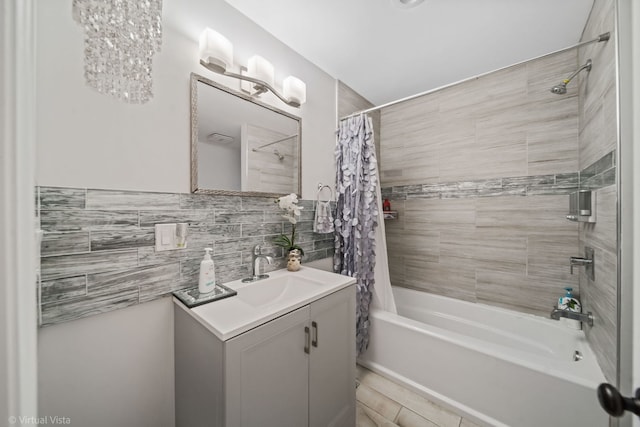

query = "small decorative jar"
[287,249,302,272]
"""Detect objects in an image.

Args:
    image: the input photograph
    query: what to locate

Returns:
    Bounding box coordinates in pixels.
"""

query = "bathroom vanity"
[174,267,356,427]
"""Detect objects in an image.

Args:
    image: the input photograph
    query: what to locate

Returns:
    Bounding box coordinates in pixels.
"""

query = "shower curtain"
[334,113,396,356]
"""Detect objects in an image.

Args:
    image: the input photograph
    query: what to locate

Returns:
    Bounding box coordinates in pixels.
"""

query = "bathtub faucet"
[550,307,594,326]
[570,256,593,274]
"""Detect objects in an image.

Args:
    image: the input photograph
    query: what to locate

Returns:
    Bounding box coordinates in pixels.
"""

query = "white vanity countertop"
[173,266,356,341]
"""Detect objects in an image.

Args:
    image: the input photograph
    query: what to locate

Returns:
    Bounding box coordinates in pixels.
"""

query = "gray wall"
[36,0,337,198]
[35,0,339,425]
[38,298,175,427]
[378,49,584,316]
[578,0,618,384]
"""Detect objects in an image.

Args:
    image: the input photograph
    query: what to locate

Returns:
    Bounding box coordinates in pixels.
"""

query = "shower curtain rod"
[339,32,611,121]
[252,134,298,152]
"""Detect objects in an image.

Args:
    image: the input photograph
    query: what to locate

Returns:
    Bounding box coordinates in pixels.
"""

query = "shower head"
[550,83,567,95]
[273,149,285,161]
[550,59,592,95]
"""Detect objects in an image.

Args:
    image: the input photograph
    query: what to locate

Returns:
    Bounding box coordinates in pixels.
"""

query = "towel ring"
[316,183,334,202]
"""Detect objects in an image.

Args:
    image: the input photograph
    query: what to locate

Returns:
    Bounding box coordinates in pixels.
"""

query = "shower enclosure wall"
[340,0,617,391]
[576,0,618,386]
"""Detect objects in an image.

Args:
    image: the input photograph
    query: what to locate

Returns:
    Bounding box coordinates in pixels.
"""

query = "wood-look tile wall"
[377,48,585,317]
[578,0,618,383]
[384,193,581,316]
[380,50,580,186]
[37,187,334,326]
[244,124,299,194]
[380,152,614,311]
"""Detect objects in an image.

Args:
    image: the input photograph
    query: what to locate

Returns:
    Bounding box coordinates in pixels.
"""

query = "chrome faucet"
[570,256,593,274]
[550,307,594,326]
[570,247,595,280]
[241,244,274,283]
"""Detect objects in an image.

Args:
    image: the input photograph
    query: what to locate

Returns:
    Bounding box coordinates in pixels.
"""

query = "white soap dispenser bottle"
[198,248,216,294]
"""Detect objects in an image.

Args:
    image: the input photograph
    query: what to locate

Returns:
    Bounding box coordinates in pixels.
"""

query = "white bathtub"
[358,287,608,427]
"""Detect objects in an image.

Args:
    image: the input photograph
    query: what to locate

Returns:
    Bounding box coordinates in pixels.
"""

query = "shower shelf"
[383,211,398,220]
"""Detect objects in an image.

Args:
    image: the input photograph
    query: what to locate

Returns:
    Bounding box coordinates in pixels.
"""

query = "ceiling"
[224,0,594,106]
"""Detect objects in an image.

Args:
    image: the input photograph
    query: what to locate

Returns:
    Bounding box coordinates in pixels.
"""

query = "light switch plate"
[155,223,177,252]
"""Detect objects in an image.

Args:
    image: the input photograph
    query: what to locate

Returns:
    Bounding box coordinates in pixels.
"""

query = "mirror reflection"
[191,73,301,196]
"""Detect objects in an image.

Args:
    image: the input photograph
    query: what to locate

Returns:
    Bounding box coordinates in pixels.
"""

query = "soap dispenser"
[198,248,216,294]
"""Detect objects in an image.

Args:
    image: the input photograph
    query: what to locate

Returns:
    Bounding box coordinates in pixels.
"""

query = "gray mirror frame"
[190,72,302,197]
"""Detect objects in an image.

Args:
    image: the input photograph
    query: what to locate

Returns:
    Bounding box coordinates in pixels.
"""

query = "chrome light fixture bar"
[199,28,306,108]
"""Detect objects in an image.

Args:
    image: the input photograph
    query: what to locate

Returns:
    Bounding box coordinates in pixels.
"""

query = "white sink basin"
[236,275,325,308]
[177,266,356,341]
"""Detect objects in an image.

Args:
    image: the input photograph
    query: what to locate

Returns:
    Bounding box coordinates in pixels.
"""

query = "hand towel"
[313,200,334,234]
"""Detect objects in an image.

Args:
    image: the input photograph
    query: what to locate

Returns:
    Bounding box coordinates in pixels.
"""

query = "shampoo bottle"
[558,287,581,312]
[198,248,216,294]
[558,287,582,330]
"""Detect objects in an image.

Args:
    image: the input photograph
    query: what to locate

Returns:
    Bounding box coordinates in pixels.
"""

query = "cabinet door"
[225,305,311,427]
[309,286,356,427]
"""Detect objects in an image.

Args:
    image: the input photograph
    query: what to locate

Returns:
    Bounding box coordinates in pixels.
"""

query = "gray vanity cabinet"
[174,285,356,427]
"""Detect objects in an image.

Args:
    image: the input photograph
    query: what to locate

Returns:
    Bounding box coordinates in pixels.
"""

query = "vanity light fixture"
[198,28,306,108]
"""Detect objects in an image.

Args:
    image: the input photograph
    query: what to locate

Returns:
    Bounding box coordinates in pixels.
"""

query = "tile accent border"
[382,150,615,200]
[37,187,335,327]
[580,149,616,190]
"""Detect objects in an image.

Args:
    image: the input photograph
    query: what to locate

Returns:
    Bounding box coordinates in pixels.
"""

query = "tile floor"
[356,365,483,427]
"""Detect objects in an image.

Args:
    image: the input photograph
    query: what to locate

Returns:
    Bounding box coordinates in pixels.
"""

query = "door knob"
[597,383,640,417]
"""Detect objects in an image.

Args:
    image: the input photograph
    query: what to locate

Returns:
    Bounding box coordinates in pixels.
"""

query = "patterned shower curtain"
[334,113,378,355]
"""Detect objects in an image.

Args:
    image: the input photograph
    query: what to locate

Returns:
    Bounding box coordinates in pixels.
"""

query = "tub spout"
[550,307,594,327]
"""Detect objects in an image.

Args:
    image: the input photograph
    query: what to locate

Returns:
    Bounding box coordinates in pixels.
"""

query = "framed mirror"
[190,73,302,197]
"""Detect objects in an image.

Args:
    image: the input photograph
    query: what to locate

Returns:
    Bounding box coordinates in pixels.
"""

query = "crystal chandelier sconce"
[199,28,306,108]
[72,0,163,104]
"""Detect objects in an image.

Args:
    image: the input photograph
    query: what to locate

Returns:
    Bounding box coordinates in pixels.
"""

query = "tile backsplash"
[37,187,334,327]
